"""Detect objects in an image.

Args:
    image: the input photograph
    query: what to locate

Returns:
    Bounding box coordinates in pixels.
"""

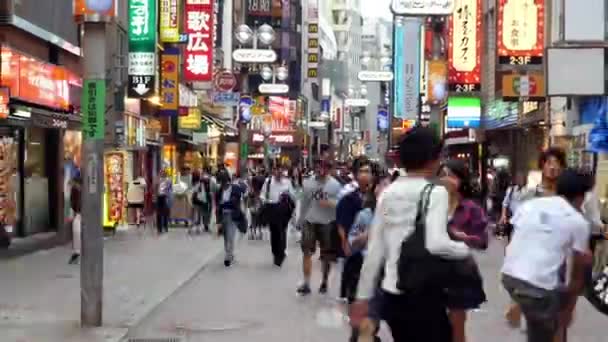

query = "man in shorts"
[502,169,593,342]
[297,160,343,295]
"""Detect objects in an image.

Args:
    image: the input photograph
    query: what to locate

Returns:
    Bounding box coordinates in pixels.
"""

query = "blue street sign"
[213,92,240,106]
[377,107,389,132]
[239,95,253,123]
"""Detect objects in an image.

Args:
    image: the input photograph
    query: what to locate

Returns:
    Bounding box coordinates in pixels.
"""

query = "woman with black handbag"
[350,127,471,342]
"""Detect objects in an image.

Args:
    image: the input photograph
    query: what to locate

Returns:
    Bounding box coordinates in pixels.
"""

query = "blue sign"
[321,99,330,115]
[377,107,389,132]
[239,95,253,123]
[590,98,608,152]
[446,118,481,129]
[178,34,189,43]
[213,92,240,106]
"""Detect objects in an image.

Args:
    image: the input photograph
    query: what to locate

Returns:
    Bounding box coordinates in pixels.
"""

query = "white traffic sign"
[233,49,277,63]
[358,71,394,82]
[258,83,289,94]
[133,83,150,96]
[345,98,370,107]
[391,0,455,15]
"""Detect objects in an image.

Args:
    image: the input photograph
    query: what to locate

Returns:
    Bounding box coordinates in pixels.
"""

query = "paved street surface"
[127,234,607,342]
[0,228,222,342]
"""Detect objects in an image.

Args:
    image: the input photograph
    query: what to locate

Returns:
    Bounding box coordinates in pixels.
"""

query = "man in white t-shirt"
[502,169,593,342]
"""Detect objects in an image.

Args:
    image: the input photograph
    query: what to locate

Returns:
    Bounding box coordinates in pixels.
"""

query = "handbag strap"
[414,183,435,238]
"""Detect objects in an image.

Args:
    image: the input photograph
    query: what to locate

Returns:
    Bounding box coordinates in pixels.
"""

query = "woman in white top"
[350,127,470,342]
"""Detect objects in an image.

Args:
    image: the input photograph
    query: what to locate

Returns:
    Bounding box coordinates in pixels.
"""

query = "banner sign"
[184,0,214,81]
[395,17,422,120]
[160,49,179,116]
[128,0,157,98]
[82,79,106,140]
[448,0,482,92]
[305,0,319,80]
[498,0,544,65]
[160,0,180,42]
[178,107,202,130]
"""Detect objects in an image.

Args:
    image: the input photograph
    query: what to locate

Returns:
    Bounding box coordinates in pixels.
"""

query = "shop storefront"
[248,130,302,167]
[0,45,81,237]
[103,111,147,227]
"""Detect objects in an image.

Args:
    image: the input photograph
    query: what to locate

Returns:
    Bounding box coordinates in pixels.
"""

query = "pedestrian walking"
[68,173,82,265]
[506,148,567,328]
[215,170,246,267]
[502,169,593,342]
[261,166,296,266]
[439,160,489,342]
[498,171,527,240]
[337,156,371,300]
[190,169,213,234]
[155,169,173,234]
[296,160,343,295]
[350,127,471,342]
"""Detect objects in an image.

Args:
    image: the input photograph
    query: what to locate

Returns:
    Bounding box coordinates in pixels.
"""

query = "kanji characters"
[186,54,210,75]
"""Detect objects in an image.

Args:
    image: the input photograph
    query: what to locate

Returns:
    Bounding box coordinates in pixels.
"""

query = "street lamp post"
[233,23,276,176]
[259,63,289,170]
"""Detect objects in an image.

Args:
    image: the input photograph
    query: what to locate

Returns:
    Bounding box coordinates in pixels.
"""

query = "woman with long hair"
[438,159,488,342]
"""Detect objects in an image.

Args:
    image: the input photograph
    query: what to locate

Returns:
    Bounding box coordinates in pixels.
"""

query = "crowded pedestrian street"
[3,0,608,341]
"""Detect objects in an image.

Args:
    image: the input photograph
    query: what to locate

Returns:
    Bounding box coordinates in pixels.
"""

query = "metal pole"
[237,0,249,176]
[81,22,106,327]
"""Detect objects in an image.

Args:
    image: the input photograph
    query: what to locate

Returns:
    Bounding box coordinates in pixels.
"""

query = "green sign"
[128,0,157,98]
[128,0,157,48]
[82,79,106,140]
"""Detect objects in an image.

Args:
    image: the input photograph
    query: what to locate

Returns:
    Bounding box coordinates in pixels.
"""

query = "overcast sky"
[361,0,392,19]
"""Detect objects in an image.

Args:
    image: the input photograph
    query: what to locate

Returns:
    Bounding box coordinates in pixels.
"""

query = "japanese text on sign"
[497,0,544,64]
[184,0,214,81]
[129,0,151,39]
[82,80,106,140]
[448,0,481,91]
[160,0,180,42]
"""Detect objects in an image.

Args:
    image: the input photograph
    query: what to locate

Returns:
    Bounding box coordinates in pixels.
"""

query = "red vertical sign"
[184,0,214,81]
[447,0,482,92]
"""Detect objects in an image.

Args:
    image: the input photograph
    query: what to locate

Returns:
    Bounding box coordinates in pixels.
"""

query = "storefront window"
[0,129,20,234]
[24,127,49,235]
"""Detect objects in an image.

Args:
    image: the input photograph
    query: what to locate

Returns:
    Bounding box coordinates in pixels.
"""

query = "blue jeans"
[222,209,238,262]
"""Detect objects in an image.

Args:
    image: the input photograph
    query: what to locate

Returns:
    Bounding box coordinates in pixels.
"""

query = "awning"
[201,110,237,133]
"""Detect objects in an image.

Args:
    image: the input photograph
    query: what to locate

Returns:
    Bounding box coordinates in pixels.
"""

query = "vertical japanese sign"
[82,80,106,140]
[160,0,180,42]
[128,0,157,98]
[397,18,422,120]
[448,0,482,92]
[184,0,214,82]
[306,0,319,80]
[160,48,179,116]
[498,0,544,65]
[393,18,405,120]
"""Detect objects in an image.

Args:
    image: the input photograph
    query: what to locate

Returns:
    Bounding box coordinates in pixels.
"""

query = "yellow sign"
[160,52,179,114]
[178,107,201,130]
[160,0,180,42]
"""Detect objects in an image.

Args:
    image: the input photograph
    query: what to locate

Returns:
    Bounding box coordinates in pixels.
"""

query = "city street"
[126,233,607,342]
